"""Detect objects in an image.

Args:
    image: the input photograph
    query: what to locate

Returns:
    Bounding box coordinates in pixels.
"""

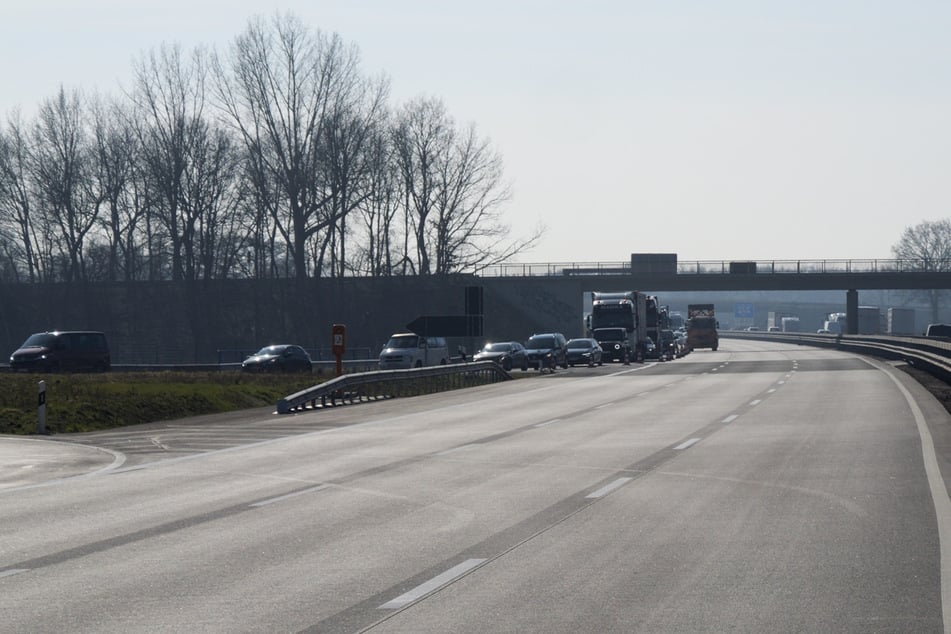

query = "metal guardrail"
[277,360,513,414]
[722,331,951,382]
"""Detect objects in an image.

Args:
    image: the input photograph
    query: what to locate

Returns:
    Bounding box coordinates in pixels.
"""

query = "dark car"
[473,341,529,371]
[9,331,110,372]
[241,344,312,373]
[523,333,568,371]
[640,337,658,360]
[566,338,603,367]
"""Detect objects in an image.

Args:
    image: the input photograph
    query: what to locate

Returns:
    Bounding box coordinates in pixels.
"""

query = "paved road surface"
[2,339,950,632]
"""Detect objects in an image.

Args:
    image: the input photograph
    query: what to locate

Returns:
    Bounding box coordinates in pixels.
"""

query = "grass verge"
[0,372,321,435]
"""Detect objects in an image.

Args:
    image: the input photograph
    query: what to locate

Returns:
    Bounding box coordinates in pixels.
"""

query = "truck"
[644,296,663,359]
[686,304,718,351]
[824,312,847,334]
[886,308,916,335]
[781,316,800,333]
[857,306,882,335]
[767,311,793,332]
[667,311,685,332]
[587,291,648,362]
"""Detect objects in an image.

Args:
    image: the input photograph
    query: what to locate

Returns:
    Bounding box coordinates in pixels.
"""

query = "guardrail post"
[37,380,47,435]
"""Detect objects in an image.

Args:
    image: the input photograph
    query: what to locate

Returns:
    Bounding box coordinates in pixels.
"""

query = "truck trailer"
[887,308,916,336]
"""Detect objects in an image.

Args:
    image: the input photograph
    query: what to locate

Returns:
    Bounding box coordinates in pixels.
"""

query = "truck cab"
[593,327,633,362]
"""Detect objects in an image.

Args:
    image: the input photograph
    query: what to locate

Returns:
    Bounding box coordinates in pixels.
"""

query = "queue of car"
[469,327,689,374]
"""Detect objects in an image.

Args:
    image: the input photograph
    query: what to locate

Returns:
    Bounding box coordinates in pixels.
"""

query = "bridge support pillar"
[846,289,858,334]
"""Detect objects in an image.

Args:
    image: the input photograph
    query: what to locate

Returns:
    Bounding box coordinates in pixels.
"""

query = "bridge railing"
[479,259,946,277]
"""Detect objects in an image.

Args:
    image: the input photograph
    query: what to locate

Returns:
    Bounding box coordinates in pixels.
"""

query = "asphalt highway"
[1,339,949,632]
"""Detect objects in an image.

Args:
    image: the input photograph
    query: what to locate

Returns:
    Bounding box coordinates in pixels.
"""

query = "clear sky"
[2,1,949,264]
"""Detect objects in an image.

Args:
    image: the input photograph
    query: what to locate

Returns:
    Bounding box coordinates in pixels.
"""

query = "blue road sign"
[734,303,755,319]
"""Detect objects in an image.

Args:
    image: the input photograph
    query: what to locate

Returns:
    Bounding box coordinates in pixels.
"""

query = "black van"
[9,331,111,372]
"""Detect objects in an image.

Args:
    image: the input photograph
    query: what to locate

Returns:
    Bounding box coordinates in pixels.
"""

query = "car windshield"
[254,345,287,356]
[567,340,592,349]
[483,343,511,352]
[526,336,555,349]
[385,336,419,349]
[22,334,56,347]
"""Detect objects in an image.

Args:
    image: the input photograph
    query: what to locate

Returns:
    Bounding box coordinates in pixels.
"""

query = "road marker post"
[37,380,47,435]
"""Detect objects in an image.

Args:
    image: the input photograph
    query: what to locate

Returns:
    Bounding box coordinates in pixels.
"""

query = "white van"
[378,333,449,369]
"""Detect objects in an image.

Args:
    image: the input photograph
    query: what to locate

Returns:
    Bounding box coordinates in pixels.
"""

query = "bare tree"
[392,97,453,275]
[0,113,42,281]
[892,219,951,322]
[315,72,389,276]
[89,95,142,281]
[353,120,403,276]
[179,121,247,279]
[213,13,365,280]
[30,86,98,282]
[431,122,539,274]
[394,97,541,275]
[131,43,211,281]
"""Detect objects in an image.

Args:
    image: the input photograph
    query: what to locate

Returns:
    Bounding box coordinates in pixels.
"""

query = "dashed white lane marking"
[750,399,762,406]
[250,484,330,508]
[585,477,633,499]
[722,414,739,423]
[0,569,28,579]
[767,388,777,394]
[534,419,561,428]
[379,559,487,609]
[595,402,614,410]
[674,438,701,450]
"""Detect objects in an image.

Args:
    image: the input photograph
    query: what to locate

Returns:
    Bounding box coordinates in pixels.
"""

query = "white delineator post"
[37,380,46,435]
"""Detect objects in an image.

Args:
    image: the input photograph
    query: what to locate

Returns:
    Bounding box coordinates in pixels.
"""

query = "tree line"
[0,13,540,284]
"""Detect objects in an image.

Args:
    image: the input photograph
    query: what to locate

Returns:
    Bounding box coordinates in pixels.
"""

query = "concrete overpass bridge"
[477,258,951,336]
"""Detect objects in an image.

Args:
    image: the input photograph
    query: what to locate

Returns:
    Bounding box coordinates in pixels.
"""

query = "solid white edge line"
[379,559,486,609]
[881,366,951,632]
[585,477,633,499]
[0,569,29,579]
[674,438,701,450]
[250,484,330,508]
